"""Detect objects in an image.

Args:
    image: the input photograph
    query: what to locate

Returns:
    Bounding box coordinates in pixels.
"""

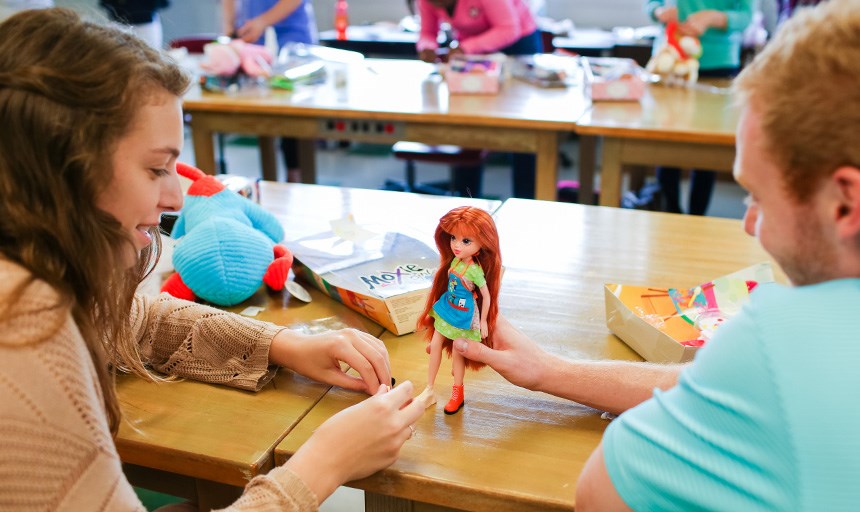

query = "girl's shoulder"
[0,259,67,348]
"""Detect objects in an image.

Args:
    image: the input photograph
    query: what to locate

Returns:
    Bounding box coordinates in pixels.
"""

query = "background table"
[275,197,783,511]
[575,81,737,207]
[119,184,499,510]
[184,59,589,201]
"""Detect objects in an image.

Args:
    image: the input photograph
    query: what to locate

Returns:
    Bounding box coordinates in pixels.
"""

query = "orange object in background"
[334,0,349,41]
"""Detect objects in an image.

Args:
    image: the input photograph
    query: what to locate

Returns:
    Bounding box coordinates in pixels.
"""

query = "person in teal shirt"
[449,1,860,509]
[647,0,753,215]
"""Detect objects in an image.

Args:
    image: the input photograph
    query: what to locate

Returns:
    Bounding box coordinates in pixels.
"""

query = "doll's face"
[97,89,184,267]
[449,231,481,261]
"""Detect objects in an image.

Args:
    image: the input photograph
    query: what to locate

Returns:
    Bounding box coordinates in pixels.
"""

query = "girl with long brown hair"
[0,8,423,510]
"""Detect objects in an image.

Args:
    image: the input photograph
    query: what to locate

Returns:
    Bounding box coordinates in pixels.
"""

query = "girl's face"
[449,230,481,261]
[96,89,184,267]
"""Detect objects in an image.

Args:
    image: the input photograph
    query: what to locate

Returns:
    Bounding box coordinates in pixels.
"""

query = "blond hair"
[0,8,190,433]
[734,0,860,201]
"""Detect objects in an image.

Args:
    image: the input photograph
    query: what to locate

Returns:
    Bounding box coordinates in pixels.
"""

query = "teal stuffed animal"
[161,163,293,306]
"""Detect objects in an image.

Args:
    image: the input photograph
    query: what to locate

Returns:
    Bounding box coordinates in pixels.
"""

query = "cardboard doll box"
[582,56,646,102]
[284,227,438,335]
[604,263,775,363]
[444,53,506,94]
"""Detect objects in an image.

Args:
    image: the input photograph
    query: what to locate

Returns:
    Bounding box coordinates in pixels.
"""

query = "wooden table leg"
[598,137,623,207]
[578,135,597,205]
[365,492,458,512]
[297,139,317,184]
[534,132,560,201]
[259,136,279,182]
[191,122,217,175]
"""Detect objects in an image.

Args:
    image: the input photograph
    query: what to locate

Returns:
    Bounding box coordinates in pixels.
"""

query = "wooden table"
[184,59,590,201]
[275,198,782,511]
[575,81,737,207]
[117,184,499,509]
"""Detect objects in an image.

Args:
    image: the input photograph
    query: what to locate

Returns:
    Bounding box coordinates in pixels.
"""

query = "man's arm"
[576,442,632,512]
[454,315,684,414]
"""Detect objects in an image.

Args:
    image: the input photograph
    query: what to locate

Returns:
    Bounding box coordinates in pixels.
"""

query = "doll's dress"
[429,258,486,341]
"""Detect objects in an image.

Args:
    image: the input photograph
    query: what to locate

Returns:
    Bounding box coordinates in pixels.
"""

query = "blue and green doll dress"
[429,258,486,341]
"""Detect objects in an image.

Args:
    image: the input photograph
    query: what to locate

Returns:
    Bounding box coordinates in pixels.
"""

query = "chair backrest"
[169,34,219,54]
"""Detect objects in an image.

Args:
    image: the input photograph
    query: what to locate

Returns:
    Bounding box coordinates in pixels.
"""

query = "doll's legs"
[418,330,447,408]
[444,344,466,414]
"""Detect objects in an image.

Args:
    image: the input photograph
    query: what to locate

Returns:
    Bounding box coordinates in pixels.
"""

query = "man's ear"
[832,166,860,241]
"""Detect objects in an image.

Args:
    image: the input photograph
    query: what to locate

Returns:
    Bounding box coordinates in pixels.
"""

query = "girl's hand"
[285,381,426,502]
[419,49,438,63]
[270,328,391,394]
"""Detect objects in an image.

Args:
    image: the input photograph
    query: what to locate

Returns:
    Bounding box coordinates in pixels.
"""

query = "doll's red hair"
[418,206,501,371]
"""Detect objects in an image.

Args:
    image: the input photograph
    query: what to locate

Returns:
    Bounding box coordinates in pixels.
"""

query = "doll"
[416,206,501,414]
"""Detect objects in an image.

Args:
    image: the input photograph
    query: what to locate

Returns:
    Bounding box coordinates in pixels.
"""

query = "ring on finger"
[408,424,415,439]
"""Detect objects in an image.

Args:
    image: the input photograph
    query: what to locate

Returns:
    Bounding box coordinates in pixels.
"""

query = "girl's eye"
[150,168,169,177]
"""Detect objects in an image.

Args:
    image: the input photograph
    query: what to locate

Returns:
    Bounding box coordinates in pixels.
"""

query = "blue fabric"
[499,29,542,55]
[236,0,316,47]
[604,279,860,511]
[433,266,477,330]
[171,189,285,306]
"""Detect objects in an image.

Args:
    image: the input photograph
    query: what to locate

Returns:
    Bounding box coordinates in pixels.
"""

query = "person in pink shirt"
[416,0,540,61]
[412,0,543,198]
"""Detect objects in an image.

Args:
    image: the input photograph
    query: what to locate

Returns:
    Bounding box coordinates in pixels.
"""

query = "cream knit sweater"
[0,259,318,511]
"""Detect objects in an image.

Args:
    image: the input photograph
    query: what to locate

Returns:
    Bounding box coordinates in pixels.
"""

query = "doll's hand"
[654,6,678,24]
[284,381,426,502]
[270,328,391,394]
[236,17,267,43]
[419,49,438,63]
[480,320,489,339]
[453,315,548,391]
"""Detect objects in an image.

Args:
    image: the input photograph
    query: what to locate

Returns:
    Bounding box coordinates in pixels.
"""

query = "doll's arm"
[478,284,490,339]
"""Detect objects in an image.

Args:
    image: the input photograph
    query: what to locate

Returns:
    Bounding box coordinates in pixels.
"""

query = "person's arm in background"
[646,0,677,24]
[457,0,521,54]
[222,0,236,36]
[235,0,303,43]
[681,0,753,37]
[453,315,683,415]
[417,0,441,61]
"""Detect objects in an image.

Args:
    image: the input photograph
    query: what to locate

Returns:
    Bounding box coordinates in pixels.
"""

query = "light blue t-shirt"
[604,279,860,511]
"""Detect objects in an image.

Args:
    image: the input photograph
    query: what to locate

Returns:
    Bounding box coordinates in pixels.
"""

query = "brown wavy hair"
[0,8,190,434]
[418,206,501,371]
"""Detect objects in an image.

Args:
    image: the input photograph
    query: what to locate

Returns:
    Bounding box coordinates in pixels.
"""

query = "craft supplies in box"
[604,263,775,363]
[582,56,646,101]
[445,53,506,94]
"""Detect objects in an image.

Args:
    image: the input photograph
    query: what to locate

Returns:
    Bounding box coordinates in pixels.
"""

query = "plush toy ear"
[161,272,196,301]
[177,162,225,197]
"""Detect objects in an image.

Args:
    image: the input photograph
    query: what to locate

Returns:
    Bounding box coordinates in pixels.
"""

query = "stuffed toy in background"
[161,163,293,306]
[646,21,702,84]
[200,39,274,78]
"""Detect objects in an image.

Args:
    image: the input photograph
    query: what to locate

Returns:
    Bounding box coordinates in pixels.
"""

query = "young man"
[454,1,860,509]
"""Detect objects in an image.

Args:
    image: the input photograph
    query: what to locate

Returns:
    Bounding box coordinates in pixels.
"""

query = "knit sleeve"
[219,465,319,512]
[130,293,282,391]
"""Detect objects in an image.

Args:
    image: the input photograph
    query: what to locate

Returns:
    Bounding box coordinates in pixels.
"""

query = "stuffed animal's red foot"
[263,245,294,291]
[161,272,196,301]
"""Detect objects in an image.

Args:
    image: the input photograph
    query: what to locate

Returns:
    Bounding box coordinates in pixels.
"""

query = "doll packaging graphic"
[605,263,775,363]
[284,216,437,335]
